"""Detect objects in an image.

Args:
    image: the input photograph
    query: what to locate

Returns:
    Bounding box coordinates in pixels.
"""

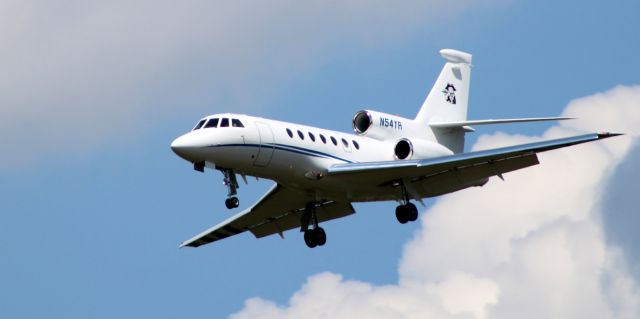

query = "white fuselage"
[171,113,481,203]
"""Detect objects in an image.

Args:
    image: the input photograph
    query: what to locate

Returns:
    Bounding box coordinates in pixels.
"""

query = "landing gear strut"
[219,168,240,209]
[396,182,418,224]
[301,202,327,248]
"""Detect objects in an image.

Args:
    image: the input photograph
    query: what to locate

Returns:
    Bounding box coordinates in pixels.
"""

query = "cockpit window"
[232,119,244,128]
[193,119,206,130]
[220,118,229,127]
[204,118,219,128]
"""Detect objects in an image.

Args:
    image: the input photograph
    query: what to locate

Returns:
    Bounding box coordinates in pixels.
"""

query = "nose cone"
[171,134,197,161]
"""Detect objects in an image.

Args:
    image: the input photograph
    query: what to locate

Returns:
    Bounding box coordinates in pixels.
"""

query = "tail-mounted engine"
[352,110,412,140]
[393,138,453,160]
[352,109,453,160]
[394,139,413,160]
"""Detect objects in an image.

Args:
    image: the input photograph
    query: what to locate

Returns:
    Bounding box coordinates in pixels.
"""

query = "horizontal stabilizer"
[429,117,574,129]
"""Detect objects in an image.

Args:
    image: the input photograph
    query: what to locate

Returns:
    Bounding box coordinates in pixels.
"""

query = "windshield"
[205,118,219,128]
[193,119,206,130]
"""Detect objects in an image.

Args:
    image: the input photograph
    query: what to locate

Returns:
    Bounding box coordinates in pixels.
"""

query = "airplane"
[171,49,621,249]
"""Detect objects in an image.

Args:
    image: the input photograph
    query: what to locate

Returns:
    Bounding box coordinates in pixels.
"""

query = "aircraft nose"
[171,135,196,160]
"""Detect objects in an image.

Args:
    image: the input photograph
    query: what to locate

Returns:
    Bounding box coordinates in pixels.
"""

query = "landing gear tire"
[396,205,409,224]
[304,227,327,248]
[407,203,418,222]
[314,227,327,246]
[396,203,418,224]
[225,196,240,209]
[304,229,317,248]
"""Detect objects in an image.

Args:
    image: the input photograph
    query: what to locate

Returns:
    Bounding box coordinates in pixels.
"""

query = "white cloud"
[0,0,488,168]
[231,85,640,319]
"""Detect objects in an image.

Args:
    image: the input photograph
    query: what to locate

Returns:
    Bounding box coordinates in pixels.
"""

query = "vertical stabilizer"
[415,49,472,153]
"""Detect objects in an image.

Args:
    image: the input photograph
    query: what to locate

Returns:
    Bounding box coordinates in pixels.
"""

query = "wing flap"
[250,201,355,238]
[421,154,539,186]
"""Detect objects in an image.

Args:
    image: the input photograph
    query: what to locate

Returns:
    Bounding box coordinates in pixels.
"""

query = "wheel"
[314,227,327,246]
[407,203,418,222]
[304,229,317,248]
[395,205,409,224]
[225,197,239,209]
[230,196,240,208]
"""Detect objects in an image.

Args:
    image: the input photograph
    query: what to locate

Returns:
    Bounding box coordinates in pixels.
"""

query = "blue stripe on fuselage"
[205,143,353,163]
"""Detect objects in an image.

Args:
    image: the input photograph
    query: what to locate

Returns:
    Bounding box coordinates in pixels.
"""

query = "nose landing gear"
[225,196,240,209]
[220,168,240,209]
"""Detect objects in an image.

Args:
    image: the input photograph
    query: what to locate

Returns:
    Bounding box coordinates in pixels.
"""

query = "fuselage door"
[254,122,275,167]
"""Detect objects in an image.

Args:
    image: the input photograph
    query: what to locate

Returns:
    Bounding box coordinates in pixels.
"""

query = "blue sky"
[1,1,639,318]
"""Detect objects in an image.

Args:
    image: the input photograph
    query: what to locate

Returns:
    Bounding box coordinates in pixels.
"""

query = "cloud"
[231,85,640,319]
[0,0,487,168]
[601,141,640,279]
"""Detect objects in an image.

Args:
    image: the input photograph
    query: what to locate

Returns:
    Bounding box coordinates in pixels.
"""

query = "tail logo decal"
[442,83,457,104]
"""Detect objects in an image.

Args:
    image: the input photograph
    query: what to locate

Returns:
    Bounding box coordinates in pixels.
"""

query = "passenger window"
[353,140,360,150]
[330,136,337,146]
[232,119,244,128]
[193,119,206,130]
[204,118,219,128]
[220,118,229,127]
[320,134,327,144]
[308,132,316,142]
[297,130,304,140]
[287,128,293,138]
[341,138,349,148]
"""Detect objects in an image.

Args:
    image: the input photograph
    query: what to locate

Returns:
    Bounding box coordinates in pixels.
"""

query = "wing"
[328,133,621,187]
[180,184,355,248]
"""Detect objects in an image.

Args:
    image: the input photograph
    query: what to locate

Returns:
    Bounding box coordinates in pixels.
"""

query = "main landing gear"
[220,168,240,209]
[395,182,418,224]
[301,202,327,248]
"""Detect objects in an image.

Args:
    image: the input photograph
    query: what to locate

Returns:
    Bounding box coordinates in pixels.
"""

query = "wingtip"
[598,132,624,139]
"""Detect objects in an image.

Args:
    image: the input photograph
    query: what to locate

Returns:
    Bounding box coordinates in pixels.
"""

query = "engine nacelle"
[353,110,416,140]
[393,138,453,160]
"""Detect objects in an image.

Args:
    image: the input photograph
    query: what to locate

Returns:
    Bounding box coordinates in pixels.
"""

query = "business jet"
[171,49,620,249]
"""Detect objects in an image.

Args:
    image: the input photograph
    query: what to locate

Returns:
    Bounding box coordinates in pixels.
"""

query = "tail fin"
[415,49,472,153]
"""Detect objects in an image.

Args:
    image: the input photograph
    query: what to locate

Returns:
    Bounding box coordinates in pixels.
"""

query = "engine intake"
[352,109,409,140]
[352,110,372,134]
[393,138,454,160]
[394,139,413,160]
